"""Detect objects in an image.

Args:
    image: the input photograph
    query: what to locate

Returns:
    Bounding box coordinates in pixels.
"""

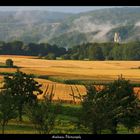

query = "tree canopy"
[2,70,43,121]
[79,76,140,134]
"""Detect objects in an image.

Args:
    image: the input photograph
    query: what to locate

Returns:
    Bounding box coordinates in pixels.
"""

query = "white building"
[114,32,121,43]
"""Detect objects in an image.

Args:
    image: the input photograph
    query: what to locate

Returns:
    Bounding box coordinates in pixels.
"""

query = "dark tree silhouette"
[2,70,43,122]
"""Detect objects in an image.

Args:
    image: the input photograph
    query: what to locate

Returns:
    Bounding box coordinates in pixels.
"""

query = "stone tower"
[114,32,121,43]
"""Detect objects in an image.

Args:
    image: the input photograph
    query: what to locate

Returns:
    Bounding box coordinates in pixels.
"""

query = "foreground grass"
[0,103,139,134]
[0,104,88,134]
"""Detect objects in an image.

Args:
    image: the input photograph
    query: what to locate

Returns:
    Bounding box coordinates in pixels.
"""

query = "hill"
[0,7,140,47]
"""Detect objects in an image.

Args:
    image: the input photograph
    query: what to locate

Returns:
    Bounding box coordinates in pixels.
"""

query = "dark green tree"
[88,45,104,60]
[25,94,61,134]
[0,90,17,134]
[61,54,70,60]
[123,42,140,60]
[2,70,43,122]
[79,76,140,134]
[45,53,56,60]
[78,55,84,60]
[80,85,112,134]
[100,43,114,59]
[106,75,140,133]
[70,53,79,60]
[5,59,13,67]
[109,43,123,60]
[10,41,23,55]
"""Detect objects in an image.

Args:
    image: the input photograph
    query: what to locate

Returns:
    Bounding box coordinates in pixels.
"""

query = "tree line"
[62,42,140,60]
[0,41,66,58]
[1,41,140,61]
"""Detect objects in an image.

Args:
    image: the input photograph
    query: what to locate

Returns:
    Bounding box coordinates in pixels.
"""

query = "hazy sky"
[0,6,128,13]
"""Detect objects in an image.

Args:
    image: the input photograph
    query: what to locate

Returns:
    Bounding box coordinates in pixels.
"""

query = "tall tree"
[123,42,140,60]
[0,90,17,134]
[88,45,104,60]
[80,85,111,134]
[25,94,61,134]
[109,43,123,60]
[79,76,140,134]
[106,75,140,133]
[2,70,43,121]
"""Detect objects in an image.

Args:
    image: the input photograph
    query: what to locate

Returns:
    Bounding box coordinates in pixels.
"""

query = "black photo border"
[0,0,140,139]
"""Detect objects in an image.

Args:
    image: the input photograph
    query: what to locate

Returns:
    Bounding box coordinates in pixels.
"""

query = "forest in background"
[0,41,140,60]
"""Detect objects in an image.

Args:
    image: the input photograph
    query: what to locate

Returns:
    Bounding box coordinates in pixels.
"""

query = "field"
[0,103,140,134]
[0,55,140,103]
[0,55,140,82]
[0,55,140,134]
[37,82,87,103]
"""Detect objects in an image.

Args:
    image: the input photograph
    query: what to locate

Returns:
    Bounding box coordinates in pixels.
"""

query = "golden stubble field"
[0,55,140,102]
[0,55,140,82]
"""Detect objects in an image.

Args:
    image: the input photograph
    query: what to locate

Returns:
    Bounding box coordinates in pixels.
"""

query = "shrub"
[5,59,13,67]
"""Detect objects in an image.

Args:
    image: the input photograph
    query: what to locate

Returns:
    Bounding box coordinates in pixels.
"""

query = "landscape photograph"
[0,6,140,134]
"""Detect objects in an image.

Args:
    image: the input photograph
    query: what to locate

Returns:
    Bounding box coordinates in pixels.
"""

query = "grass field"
[0,103,139,134]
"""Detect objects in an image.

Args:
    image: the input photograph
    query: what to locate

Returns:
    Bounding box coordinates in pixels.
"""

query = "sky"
[0,6,128,13]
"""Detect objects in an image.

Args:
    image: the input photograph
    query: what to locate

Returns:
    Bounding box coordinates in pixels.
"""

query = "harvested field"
[0,55,140,103]
[0,55,140,82]
[37,83,87,103]
[37,82,140,103]
[0,73,139,103]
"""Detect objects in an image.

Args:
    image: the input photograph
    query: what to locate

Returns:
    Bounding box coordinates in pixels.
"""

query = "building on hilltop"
[114,32,121,43]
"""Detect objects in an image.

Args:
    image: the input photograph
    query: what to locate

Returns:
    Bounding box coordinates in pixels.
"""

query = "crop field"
[0,75,139,103]
[33,78,140,103]
[37,83,87,103]
[0,55,140,102]
[37,82,140,103]
[0,55,140,82]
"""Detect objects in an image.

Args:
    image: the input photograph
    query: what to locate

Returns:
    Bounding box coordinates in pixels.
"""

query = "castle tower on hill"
[114,32,121,43]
